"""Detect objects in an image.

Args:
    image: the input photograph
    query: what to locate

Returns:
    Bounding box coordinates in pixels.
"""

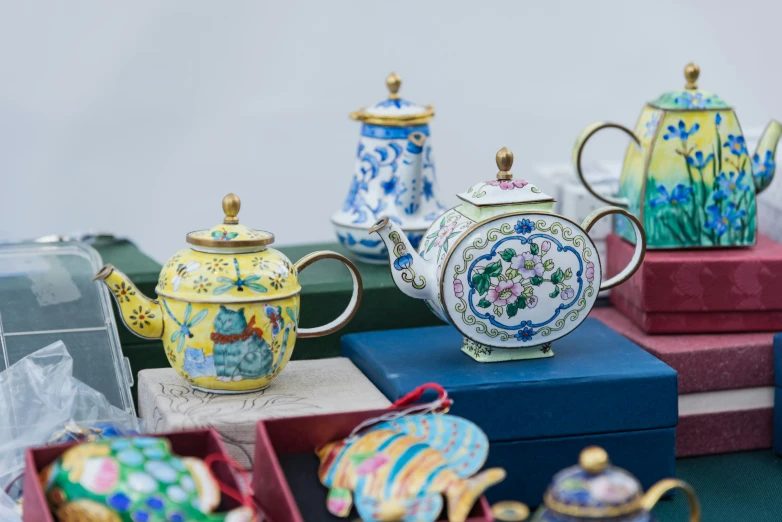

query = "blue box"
[342,319,678,505]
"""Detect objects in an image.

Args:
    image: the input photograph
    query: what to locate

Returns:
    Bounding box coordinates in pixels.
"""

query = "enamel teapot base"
[190,383,271,395]
[462,337,554,363]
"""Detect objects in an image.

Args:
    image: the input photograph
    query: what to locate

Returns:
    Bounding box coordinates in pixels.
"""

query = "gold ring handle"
[293,251,363,339]
[573,122,639,207]
[582,206,646,291]
[640,478,701,522]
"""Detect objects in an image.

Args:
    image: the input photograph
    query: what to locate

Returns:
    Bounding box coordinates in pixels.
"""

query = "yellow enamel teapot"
[95,194,362,393]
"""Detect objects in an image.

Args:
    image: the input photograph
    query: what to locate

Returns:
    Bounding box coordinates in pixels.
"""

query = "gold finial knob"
[222,193,241,225]
[496,147,514,180]
[386,72,401,100]
[579,446,609,474]
[684,62,700,89]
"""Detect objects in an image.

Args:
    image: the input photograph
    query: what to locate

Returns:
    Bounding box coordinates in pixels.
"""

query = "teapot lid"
[649,63,731,110]
[186,194,274,254]
[457,147,556,207]
[544,447,644,519]
[350,73,435,127]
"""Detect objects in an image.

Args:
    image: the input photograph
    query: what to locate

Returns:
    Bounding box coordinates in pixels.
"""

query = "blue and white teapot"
[332,73,445,264]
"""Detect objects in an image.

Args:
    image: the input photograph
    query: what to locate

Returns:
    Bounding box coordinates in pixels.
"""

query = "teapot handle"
[293,251,363,338]
[581,207,646,291]
[573,122,640,207]
[640,478,701,522]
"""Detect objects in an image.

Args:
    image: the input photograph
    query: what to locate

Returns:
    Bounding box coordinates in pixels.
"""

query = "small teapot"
[332,73,445,263]
[95,194,362,393]
[370,147,645,362]
[493,446,701,522]
[574,63,782,249]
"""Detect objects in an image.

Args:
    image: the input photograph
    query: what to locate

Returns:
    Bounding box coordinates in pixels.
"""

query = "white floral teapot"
[370,147,646,362]
[332,73,445,263]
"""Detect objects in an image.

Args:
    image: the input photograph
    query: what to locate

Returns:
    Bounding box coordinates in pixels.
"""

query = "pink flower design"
[453,279,464,298]
[435,221,458,247]
[486,280,523,306]
[585,262,595,283]
[488,179,529,190]
[541,241,551,253]
[511,252,544,279]
[527,295,538,308]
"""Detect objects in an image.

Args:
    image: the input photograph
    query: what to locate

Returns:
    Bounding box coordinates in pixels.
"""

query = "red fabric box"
[253,408,494,522]
[593,307,775,457]
[606,233,782,333]
[23,429,248,522]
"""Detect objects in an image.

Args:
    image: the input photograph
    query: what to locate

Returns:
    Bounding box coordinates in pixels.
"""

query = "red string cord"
[204,453,256,514]
[390,382,452,411]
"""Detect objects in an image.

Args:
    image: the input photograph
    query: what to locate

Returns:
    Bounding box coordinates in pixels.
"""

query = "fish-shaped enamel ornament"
[316,413,505,522]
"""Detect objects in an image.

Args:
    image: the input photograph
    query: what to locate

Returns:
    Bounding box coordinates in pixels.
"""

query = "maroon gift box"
[23,429,248,522]
[677,408,772,457]
[606,233,782,333]
[592,307,774,394]
[253,408,494,522]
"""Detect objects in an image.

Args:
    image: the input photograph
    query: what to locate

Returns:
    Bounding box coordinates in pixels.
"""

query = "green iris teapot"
[574,63,782,249]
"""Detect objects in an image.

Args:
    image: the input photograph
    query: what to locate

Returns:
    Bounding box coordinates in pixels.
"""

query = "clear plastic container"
[0,242,134,413]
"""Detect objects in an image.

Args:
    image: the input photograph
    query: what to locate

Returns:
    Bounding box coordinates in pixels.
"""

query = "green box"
[94,238,443,372]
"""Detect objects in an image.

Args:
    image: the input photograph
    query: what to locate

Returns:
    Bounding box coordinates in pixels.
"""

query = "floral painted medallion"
[442,213,599,355]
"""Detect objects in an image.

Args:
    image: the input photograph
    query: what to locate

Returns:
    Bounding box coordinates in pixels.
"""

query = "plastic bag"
[0,340,143,497]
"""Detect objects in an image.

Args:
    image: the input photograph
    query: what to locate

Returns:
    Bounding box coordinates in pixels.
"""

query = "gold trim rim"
[154,286,302,304]
[456,194,557,208]
[544,490,643,518]
[349,105,435,127]
[185,230,275,249]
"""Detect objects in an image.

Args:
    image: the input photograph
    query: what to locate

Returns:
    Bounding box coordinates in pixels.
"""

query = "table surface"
[652,449,782,521]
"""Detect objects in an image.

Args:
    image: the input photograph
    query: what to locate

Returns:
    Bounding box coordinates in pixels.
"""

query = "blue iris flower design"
[393,253,413,271]
[686,151,714,169]
[674,92,712,109]
[650,184,693,207]
[724,135,748,157]
[644,112,660,138]
[705,203,746,236]
[515,327,535,342]
[753,150,776,183]
[663,120,700,141]
[713,171,749,201]
[715,113,722,126]
[514,219,535,235]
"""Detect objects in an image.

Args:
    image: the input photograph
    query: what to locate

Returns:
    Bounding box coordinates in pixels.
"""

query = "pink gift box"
[23,428,248,522]
[677,408,772,457]
[606,233,782,333]
[591,307,774,394]
[253,408,494,522]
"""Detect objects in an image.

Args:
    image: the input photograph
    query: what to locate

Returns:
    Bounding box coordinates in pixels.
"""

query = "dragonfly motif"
[214,258,267,295]
[163,299,209,352]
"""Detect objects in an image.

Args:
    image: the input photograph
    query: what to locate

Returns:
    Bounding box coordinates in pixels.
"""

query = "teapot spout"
[369,217,437,301]
[394,132,427,216]
[94,264,164,340]
[752,120,782,194]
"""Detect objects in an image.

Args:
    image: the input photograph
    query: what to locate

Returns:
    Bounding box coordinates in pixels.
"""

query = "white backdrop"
[1,1,780,262]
